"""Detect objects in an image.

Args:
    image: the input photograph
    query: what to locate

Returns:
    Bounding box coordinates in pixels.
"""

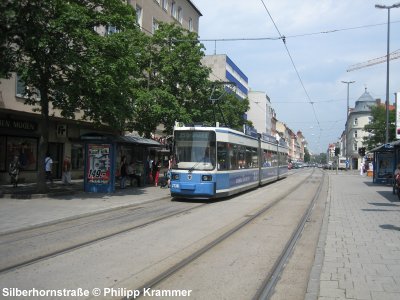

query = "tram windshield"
[173,131,216,170]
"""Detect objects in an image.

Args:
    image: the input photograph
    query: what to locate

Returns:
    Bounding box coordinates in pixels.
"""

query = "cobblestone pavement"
[316,173,400,300]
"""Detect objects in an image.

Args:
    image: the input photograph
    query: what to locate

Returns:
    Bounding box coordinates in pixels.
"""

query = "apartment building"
[201,54,249,100]
[130,0,201,34]
[346,90,377,170]
[247,90,274,136]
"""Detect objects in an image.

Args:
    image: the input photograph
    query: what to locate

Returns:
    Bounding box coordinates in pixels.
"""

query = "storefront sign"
[0,119,37,131]
[86,144,111,184]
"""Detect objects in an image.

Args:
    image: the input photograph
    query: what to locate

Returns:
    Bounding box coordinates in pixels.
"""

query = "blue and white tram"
[170,124,289,199]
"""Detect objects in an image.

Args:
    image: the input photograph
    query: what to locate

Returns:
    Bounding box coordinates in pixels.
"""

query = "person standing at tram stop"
[9,155,21,188]
[45,152,53,184]
[167,156,173,188]
[62,156,72,185]
[120,156,128,189]
[153,160,161,187]
[394,164,400,181]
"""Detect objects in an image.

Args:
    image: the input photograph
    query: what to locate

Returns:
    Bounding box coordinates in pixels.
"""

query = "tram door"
[48,143,64,179]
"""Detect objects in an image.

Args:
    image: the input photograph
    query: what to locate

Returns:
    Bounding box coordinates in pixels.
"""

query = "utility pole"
[375,2,400,143]
[342,80,355,169]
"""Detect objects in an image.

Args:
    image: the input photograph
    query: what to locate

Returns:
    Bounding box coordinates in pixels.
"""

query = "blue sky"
[191,0,400,154]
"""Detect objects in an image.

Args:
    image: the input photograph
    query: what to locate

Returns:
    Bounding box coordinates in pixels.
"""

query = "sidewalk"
[308,173,400,300]
[0,180,171,235]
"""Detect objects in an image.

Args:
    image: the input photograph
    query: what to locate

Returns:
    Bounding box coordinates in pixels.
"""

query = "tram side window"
[262,150,272,167]
[245,147,258,168]
[279,152,288,165]
[230,144,239,170]
[217,142,228,170]
[271,151,278,167]
[238,145,246,169]
[251,147,258,168]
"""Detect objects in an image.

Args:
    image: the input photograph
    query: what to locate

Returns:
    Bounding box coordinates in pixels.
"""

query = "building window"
[354,143,358,151]
[16,74,40,100]
[154,0,161,5]
[188,17,193,31]
[171,1,176,18]
[106,25,118,35]
[135,5,143,27]
[354,130,358,138]
[177,7,183,23]
[152,18,159,34]
[354,118,358,126]
[162,0,168,11]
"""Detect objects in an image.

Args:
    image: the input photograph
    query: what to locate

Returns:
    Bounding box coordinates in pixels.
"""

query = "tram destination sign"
[0,118,37,131]
[175,131,212,141]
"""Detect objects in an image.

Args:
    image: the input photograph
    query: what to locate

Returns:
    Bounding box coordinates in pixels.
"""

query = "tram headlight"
[201,175,212,181]
[172,173,180,180]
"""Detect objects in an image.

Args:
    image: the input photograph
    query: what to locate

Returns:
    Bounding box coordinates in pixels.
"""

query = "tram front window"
[174,131,216,170]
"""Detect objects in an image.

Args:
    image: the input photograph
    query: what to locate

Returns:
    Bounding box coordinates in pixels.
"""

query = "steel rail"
[0,201,208,274]
[253,172,325,300]
[124,169,317,300]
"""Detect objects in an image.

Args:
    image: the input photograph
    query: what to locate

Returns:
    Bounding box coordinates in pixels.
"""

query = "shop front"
[0,112,116,184]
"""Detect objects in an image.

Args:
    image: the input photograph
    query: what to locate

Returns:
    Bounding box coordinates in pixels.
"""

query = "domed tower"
[346,88,376,170]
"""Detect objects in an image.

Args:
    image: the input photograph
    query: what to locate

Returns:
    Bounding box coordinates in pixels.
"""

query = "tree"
[0,0,146,192]
[304,148,310,162]
[132,23,250,136]
[363,105,396,149]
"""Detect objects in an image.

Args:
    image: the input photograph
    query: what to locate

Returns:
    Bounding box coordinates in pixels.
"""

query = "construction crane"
[347,49,400,72]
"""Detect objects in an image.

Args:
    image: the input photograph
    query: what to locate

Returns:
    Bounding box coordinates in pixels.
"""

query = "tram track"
[0,198,209,274]
[121,169,324,300]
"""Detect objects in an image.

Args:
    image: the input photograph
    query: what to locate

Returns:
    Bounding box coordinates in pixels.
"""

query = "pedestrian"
[153,160,161,187]
[45,152,53,184]
[127,161,141,187]
[62,156,72,185]
[167,156,173,188]
[9,155,21,188]
[120,156,128,189]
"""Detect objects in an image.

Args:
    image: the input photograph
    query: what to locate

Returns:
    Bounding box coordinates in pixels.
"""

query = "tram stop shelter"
[370,143,395,184]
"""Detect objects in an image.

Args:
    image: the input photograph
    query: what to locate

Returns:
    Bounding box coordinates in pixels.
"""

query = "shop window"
[71,143,84,170]
[6,136,38,171]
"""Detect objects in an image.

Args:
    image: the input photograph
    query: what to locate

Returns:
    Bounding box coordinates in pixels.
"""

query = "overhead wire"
[259,0,321,133]
[193,20,400,43]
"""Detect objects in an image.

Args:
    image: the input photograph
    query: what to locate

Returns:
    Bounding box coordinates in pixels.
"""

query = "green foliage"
[304,148,310,162]
[363,105,396,149]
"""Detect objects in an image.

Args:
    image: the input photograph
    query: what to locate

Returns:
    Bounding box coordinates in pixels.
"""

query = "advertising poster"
[87,144,111,184]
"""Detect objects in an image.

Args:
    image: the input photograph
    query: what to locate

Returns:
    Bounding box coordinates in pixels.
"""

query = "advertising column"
[84,143,115,193]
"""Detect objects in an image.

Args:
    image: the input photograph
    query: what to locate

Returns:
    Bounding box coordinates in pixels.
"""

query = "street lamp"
[375,2,400,143]
[342,80,355,169]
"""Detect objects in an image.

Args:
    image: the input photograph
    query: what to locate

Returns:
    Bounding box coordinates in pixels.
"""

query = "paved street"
[1,171,399,300]
[0,180,170,235]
